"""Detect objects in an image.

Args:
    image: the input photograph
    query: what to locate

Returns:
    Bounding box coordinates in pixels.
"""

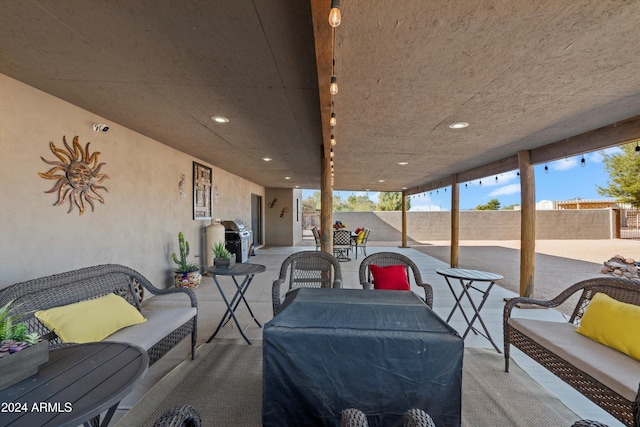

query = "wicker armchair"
[504,276,640,427]
[272,251,342,315]
[340,408,435,427]
[358,252,434,308]
[153,405,201,427]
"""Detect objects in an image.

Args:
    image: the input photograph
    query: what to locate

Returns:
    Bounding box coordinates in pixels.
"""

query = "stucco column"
[518,150,536,297]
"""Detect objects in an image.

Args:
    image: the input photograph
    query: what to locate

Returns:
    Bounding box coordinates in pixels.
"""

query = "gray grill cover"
[263,288,463,427]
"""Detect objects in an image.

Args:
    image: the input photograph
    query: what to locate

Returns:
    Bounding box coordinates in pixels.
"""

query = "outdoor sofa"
[504,276,640,427]
[0,264,197,366]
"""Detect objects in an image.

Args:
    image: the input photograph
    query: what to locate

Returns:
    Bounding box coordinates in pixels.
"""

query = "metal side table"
[206,263,266,345]
[437,267,503,352]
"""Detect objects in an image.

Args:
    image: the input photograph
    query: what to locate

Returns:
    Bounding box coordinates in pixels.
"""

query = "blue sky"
[303,148,619,211]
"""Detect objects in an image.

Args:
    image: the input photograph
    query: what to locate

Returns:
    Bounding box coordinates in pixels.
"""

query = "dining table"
[262,288,463,427]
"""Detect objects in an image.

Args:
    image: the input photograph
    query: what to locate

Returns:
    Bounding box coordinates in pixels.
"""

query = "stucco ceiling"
[2,1,640,193]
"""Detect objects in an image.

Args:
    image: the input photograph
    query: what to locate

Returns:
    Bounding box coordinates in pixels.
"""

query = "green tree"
[597,142,640,208]
[476,198,501,210]
[301,191,321,212]
[376,192,411,211]
[347,194,376,211]
[501,204,519,210]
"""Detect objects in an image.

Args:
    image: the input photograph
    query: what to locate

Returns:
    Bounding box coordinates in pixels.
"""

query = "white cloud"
[489,183,521,197]
[551,157,578,171]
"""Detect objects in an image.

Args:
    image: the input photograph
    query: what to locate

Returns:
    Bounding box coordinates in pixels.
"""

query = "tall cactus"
[172,232,199,272]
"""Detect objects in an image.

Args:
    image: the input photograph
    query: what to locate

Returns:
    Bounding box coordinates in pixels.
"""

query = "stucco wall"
[334,209,615,242]
[0,74,264,288]
[264,188,301,246]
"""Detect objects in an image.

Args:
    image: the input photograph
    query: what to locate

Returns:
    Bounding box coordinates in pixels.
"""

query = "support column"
[320,153,333,254]
[518,150,536,297]
[450,175,459,268]
[401,191,408,248]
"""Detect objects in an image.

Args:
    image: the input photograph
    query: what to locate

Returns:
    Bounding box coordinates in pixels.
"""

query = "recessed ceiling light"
[262,157,272,161]
[448,121,469,129]
[285,176,291,180]
[378,179,385,183]
[211,116,229,123]
[398,161,408,165]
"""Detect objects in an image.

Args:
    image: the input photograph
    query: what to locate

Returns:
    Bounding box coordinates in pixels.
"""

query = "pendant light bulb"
[328,0,341,27]
[330,112,337,127]
[635,142,640,156]
[330,135,336,146]
[330,76,339,95]
[581,154,586,167]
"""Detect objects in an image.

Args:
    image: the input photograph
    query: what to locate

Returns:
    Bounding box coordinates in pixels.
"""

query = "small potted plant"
[211,241,235,268]
[0,300,47,390]
[172,232,202,289]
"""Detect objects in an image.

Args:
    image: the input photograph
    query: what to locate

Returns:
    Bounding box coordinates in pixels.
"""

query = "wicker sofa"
[504,277,640,427]
[0,264,197,366]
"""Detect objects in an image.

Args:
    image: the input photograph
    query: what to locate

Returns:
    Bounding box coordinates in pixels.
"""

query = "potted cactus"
[211,241,235,268]
[172,232,202,289]
[0,300,47,390]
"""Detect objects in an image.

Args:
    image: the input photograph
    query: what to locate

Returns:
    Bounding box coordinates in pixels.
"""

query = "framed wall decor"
[193,162,212,220]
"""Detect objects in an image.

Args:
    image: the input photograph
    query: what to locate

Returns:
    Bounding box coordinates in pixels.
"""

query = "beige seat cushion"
[509,318,640,401]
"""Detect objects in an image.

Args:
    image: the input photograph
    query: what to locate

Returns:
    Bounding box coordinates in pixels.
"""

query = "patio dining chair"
[312,226,321,250]
[359,252,434,308]
[333,229,353,261]
[272,251,342,315]
[351,228,371,259]
[153,404,201,427]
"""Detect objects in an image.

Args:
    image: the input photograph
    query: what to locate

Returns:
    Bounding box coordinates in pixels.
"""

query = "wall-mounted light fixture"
[92,123,109,132]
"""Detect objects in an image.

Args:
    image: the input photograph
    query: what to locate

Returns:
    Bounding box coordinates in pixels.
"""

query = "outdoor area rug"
[116,342,580,427]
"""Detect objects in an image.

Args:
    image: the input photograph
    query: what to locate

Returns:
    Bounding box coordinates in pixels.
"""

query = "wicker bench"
[0,264,197,366]
[504,277,640,427]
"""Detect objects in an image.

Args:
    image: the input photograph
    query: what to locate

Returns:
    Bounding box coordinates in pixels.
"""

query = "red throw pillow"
[369,264,410,290]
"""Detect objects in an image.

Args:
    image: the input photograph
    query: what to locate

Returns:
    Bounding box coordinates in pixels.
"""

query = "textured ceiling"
[2,1,640,192]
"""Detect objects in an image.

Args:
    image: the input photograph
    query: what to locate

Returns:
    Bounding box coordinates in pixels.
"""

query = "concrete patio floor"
[113,239,631,426]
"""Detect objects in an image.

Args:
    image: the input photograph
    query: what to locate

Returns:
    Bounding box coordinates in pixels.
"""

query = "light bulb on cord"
[330,112,337,127]
[581,154,586,167]
[331,135,336,146]
[328,0,341,27]
[330,76,339,95]
[635,142,640,156]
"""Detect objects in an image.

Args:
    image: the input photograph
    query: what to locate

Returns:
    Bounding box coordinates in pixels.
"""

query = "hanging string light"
[544,164,549,174]
[635,141,640,156]
[330,74,339,95]
[328,0,341,27]
[330,134,336,146]
[581,154,586,167]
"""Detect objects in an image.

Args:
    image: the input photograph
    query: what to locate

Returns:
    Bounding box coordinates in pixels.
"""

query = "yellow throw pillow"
[357,231,365,244]
[575,292,640,361]
[35,293,146,343]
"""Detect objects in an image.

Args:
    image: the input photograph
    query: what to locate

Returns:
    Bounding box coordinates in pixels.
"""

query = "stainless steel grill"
[221,220,251,263]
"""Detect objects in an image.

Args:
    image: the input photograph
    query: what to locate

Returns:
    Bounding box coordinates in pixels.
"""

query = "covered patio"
[111,241,626,426]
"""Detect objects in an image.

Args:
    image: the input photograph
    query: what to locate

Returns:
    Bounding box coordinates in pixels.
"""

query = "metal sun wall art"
[39,135,109,215]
